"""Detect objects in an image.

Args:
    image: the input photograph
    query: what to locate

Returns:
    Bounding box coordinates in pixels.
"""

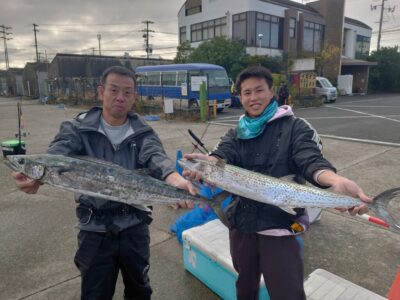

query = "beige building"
[178,0,375,93]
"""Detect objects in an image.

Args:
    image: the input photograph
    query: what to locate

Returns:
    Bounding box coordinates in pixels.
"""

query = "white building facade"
[178,0,374,92]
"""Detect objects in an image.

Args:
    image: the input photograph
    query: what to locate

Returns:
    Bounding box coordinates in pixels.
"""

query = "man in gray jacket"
[12,66,196,300]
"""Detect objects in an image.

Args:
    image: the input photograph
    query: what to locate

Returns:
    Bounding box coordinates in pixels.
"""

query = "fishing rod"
[357,214,390,228]
[188,129,210,154]
[176,128,207,154]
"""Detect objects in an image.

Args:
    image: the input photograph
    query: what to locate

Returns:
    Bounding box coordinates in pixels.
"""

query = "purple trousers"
[229,229,306,300]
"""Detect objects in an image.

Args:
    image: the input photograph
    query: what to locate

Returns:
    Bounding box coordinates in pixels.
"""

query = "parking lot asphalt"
[0,95,399,300]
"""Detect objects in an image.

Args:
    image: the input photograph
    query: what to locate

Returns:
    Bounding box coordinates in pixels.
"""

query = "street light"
[257,33,263,56]
[258,33,264,50]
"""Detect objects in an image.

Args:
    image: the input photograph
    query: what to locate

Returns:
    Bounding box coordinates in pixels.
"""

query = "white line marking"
[319,135,400,147]
[335,105,400,108]
[208,122,400,147]
[327,106,400,124]
[302,115,400,120]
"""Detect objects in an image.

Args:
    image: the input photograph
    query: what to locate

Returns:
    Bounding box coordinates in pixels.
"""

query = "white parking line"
[319,134,400,147]
[302,115,400,120]
[327,106,400,124]
[334,105,400,108]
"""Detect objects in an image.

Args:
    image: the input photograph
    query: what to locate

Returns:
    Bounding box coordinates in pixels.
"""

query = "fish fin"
[280,206,298,215]
[371,187,400,233]
[279,174,307,184]
[70,155,123,169]
[56,167,72,176]
[215,158,227,168]
[209,191,231,227]
[279,175,296,182]
[134,168,152,176]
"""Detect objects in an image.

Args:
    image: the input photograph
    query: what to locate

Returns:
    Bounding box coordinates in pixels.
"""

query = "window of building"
[186,5,201,16]
[289,18,296,38]
[190,17,227,42]
[179,26,187,44]
[191,23,202,42]
[233,13,247,43]
[303,21,324,52]
[255,12,282,49]
[356,35,370,59]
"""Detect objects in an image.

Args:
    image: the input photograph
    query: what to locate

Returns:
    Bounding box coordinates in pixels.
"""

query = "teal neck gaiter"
[236,100,278,139]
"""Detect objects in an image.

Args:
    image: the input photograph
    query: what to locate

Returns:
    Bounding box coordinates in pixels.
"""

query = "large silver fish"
[178,158,400,232]
[3,154,229,220]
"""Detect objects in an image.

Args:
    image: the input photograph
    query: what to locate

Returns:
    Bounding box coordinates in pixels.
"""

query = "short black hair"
[235,66,273,94]
[100,65,137,86]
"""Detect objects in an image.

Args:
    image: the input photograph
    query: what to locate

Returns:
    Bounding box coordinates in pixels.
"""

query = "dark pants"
[229,229,305,300]
[74,222,152,300]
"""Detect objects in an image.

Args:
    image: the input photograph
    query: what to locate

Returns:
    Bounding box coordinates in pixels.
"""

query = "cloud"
[0,0,183,68]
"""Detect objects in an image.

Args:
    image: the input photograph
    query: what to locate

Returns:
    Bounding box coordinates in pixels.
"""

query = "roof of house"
[25,62,48,72]
[265,0,319,14]
[50,53,171,77]
[344,17,372,30]
[6,68,24,75]
[341,56,377,66]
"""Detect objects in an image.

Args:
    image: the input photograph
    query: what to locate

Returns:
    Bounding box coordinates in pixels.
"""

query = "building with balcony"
[178,0,375,93]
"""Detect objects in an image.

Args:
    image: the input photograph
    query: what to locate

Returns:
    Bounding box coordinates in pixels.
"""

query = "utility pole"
[97,34,102,56]
[33,24,39,62]
[141,20,154,59]
[371,0,396,50]
[90,47,96,55]
[0,25,12,69]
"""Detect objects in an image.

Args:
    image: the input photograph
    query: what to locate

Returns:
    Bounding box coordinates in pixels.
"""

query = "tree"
[315,44,341,82]
[174,41,193,64]
[368,46,400,92]
[177,37,247,79]
[174,37,289,80]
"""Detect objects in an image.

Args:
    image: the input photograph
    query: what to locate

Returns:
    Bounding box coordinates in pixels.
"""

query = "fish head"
[177,158,214,178]
[4,155,45,180]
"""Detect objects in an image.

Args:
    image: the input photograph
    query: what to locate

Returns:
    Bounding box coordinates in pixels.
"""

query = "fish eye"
[17,158,25,165]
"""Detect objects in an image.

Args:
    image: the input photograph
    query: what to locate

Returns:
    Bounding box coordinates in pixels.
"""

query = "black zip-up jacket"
[211,115,336,233]
[46,107,176,232]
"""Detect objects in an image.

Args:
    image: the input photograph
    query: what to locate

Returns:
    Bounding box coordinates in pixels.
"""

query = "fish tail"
[370,187,400,233]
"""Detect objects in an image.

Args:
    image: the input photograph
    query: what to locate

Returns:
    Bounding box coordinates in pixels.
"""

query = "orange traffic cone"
[388,269,400,300]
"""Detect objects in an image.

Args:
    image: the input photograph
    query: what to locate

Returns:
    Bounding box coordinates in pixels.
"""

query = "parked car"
[315,76,337,103]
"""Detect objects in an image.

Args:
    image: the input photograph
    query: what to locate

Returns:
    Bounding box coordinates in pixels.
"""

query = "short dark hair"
[100,65,137,86]
[235,66,273,94]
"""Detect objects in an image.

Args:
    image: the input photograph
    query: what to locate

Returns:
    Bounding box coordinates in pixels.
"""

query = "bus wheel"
[189,99,199,109]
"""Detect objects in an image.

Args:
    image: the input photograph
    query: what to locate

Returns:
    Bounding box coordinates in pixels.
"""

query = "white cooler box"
[182,219,270,300]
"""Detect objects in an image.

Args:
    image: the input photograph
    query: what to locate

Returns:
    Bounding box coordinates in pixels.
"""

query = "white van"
[315,76,338,103]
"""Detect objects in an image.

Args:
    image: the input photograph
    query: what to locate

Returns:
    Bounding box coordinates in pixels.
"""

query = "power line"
[371,0,396,50]
[141,20,154,59]
[39,22,142,26]
[33,23,39,62]
[0,25,12,69]
[97,34,102,56]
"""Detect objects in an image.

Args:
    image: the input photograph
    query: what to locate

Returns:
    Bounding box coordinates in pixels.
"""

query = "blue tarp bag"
[170,149,232,243]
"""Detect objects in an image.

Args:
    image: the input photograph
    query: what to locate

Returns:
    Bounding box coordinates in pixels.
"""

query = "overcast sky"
[0,0,399,69]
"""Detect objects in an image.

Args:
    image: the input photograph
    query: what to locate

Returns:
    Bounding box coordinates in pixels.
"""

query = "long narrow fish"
[4,154,203,205]
[178,158,400,232]
[3,154,231,223]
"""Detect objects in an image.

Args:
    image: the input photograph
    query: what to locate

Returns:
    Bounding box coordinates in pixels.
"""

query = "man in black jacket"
[11,66,196,300]
[278,81,289,106]
[183,66,371,300]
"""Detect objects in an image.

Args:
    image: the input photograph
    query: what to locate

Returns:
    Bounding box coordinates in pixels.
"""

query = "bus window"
[147,72,161,85]
[162,71,177,86]
[208,70,229,88]
[177,71,187,86]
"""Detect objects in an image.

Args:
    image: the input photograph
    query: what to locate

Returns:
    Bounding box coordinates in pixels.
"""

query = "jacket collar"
[75,106,147,133]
